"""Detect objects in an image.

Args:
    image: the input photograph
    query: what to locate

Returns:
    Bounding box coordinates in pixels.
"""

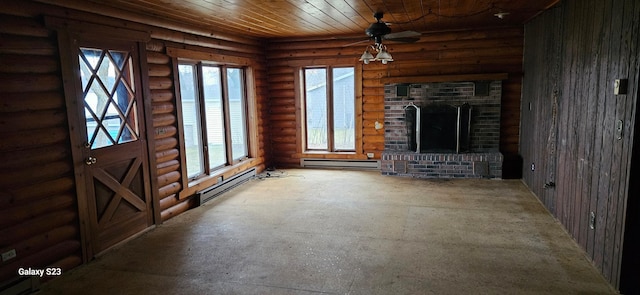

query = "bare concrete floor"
[39,169,616,294]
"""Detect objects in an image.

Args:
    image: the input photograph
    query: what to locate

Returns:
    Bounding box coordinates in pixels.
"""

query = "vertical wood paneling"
[266,27,524,174]
[521,5,562,213]
[522,0,640,289]
[607,0,639,285]
[0,12,82,283]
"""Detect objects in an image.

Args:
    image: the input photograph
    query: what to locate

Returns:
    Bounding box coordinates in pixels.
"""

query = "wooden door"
[64,37,154,257]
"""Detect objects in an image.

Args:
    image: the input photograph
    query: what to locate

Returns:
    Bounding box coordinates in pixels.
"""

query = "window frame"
[178,61,250,181]
[168,47,259,199]
[301,65,357,153]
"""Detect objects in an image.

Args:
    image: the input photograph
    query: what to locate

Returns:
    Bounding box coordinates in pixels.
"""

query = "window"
[80,47,139,149]
[303,66,355,151]
[178,62,249,179]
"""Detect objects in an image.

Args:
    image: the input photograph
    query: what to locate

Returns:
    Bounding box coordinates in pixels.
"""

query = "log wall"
[266,28,524,176]
[0,0,269,287]
[0,12,82,284]
[521,0,640,289]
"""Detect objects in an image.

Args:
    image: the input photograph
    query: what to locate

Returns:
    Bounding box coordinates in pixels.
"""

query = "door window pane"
[332,67,355,150]
[202,66,227,168]
[227,68,248,160]
[178,64,204,178]
[80,48,139,150]
[304,68,328,149]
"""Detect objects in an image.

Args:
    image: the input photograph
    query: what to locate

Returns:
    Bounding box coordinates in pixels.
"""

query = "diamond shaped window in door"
[80,47,139,149]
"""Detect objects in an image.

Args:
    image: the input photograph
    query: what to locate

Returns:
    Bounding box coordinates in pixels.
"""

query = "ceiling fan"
[357,12,421,64]
[365,12,421,45]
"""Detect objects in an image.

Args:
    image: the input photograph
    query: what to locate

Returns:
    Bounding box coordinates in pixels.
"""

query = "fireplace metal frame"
[405,103,471,154]
[404,102,420,152]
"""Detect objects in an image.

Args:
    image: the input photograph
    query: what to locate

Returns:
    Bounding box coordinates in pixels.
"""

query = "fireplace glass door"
[406,103,471,153]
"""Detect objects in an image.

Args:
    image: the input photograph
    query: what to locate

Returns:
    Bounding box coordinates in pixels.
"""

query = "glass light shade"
[375,49,393,63]
[359,50,374,64]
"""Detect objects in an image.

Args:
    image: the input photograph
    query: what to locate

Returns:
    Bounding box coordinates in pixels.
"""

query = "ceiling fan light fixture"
[494,12,510,19]
[375,48,393,63]
[361,44,393,64]
[359,49,374,64]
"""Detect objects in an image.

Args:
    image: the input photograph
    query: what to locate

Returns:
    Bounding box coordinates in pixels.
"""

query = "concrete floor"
[39,169,616,294]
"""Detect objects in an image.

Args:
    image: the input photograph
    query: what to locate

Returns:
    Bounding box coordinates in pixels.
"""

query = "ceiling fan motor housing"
[365,22,391,44]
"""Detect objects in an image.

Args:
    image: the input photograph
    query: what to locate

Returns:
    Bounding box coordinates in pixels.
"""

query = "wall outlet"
[2,249,17,262]
[614,79,628,95]
[367,153,374,158]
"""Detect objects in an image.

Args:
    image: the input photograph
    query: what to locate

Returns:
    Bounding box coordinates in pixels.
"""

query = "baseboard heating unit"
[300,158,381,170]
[0,276,39,295]
[197,167,256,206]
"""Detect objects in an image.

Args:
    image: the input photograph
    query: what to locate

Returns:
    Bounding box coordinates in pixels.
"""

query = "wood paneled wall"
[266,27,524,175]
[0,0,269,287]
[0,12,83,283]
[521,0,640,288]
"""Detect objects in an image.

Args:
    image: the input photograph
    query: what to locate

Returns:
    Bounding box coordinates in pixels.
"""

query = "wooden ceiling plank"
[101,0,277,37]
[341,0,380,31]
[289,1,353,35]
[37,0,559,39]
[306,0,366,32]
[237,0,326,36]
[230,0,335,37]
[140,0,281,36]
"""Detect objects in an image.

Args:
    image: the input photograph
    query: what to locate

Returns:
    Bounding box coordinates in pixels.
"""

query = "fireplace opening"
[405,103,471,153]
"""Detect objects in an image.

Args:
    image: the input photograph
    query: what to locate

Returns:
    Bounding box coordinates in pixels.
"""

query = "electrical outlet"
[531,163,535,171]
[614,79,628,95]
[367,153,374,158]
[2,249,16,262]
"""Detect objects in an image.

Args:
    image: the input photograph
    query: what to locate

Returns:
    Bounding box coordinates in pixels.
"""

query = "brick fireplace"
[381,81,503,178]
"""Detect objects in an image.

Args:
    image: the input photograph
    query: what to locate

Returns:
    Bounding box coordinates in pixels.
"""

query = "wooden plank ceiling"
[38,0,559,40]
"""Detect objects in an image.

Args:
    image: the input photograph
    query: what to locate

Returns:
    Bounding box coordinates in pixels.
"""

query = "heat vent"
[197,167,256,205]
[300,158,380,170]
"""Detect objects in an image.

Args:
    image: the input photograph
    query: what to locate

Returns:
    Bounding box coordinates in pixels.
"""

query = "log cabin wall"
[521,0,640,289]
[266,27,524,177]
[0,10,83,285]
[0,0,269,287]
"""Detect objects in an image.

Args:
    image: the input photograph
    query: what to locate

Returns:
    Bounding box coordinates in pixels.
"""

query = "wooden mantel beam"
[381,73,509,84]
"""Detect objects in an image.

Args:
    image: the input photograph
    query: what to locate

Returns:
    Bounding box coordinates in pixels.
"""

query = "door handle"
[85,156,97,165]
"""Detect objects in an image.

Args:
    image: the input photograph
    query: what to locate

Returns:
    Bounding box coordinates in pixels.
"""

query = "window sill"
[178,157,259,199]
[300,151,368,160]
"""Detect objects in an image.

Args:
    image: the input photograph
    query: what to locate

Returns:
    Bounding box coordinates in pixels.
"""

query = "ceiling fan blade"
[342,39,371,47]
[385,36,421,43]
[384,30,421,40]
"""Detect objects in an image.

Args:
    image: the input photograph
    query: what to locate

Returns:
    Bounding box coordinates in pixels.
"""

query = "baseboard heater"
[0,276,39,295]
[300,158,381,170]
[197,167,256,206]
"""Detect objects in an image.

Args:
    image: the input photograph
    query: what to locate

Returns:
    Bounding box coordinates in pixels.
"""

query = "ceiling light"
[494,12,510,19]
[360,43,393,64]
[359,49,374,64]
